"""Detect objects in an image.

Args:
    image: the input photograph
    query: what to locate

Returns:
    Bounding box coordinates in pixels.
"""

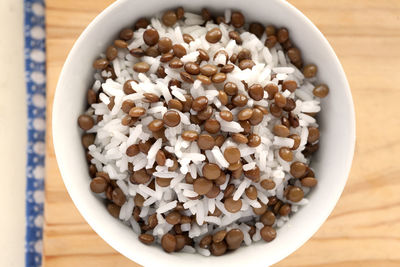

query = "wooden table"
[44,0,400,266]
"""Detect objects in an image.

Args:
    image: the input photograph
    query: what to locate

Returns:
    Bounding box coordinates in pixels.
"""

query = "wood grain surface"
[44,0,400,266]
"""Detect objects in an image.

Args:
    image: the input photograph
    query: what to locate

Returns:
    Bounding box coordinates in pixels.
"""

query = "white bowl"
[53,0,355,266]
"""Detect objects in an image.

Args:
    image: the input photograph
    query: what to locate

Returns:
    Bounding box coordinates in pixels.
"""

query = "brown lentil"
[197,48,210,62]
[215,135,225,147]
[287,186,304,202]
[147,119,163,132]
[255,105,269,115]
[206,28,222,43]
[130,48,145,57]
[301,177,318,187]
[249,22,264,38]
[155,150,166,166]
[273,124,290,137]
[282,80,298,92]
[260,179,275,190]
[237,49,251,61]
[287,47,301,63]
[247,133,261,147]
[112,187,126,206]
[277,28,289,43]
[226,229,244,250]
[229,31,242,44]
[182,95,193,112]
[248,84,264,100]
[106,45,118,61]
[220,110,233,122]
[197,105,213,120]
[107,203,121,218]
[253,202,267,215]
[139,234,155,245]
[204,119,221,134]
[249,108,264,125]
[193,177,213,195]
[119,28,133,41]
[303,64,317,78]
[232,94,248,107]
[199,235,212,249]
[261,211,276,226]
[232,133,248,144]
[274,92,287,107]
[172,44,187,58]
[206,184,221,198]
[166,211,181,225]
[283,98,296,112]
[131,169,151,184]
[157,37,172,53]
[210,241,227,256]
[238,111,255,124]
[261,226,277,242]
[181,130,198,142]
[288,112,299,128]
[288,134,301,150]
[265,83,279,100]
[82,134,95,148]
[169,58,184,68]
[279,147,293,162]
[197,74,212,85]
[200,64,218,76]
[163,110,181,127]
[231,12,245,28]
[183,33,194,44]
[313,84,329,98]
[114,39,128,48]
[290,162,308,178]
[197,134,215,150]
[162,10,177,26]
[203,163,221,180]
[224,147,241,164]
[244,166,260,181]
[239,120,251,134]
[265,35,277,48]
[160,52,174,63]
[167,99,182,111]
[184,62,200,75]
[143,28,159,46]
[211,73,227,83]
[217,91,228,106]
[90,177,108,193]
[224,197,242,213]
[239,59,255,70]
[215,172,227,186]
[93,58,109,70]
[161,233,176,253]
[134,194,145,207]
[126,144,140,157]
[279,203,291,216]
[129,107,146,117]
[221,63,235,73]
[180,71,194,83]
[308,127,320,143]
[192,96,208,112]
[213,230,227,243]
[133,62,150,73]
[245,185,258,200]
[78,115,94,130]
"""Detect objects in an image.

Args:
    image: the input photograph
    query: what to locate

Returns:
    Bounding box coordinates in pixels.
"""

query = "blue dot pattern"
[24,0,46,266]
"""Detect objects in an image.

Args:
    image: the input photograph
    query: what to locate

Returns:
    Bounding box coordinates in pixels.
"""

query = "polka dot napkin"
[24,0,46,266]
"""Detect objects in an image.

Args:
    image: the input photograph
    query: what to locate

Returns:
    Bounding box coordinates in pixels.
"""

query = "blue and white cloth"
[24,0,46,266]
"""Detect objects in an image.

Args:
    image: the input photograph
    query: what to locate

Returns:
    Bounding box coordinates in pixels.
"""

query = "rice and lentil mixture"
[77,7,329,256]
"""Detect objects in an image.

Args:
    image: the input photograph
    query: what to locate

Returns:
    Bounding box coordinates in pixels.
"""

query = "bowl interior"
[53,0,355,266]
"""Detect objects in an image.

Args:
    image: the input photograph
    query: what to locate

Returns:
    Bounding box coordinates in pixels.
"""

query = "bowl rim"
[52,0,356,266]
